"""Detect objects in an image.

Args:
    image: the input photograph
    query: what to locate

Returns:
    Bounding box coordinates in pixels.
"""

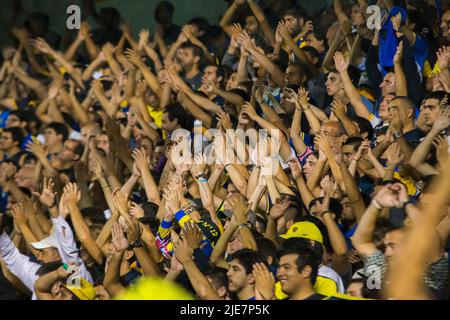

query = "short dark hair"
[2,127,23,145]
[155,1,175,14]
[354,116,374,140]
[391,96,415,111]
[230,249,268,275]
[343,136,364,148]
[278,240,319,285]
[423,90,447,102]
[204,266,228,290]
[282,6,309,21]
[47,122,69,141]
[256,238,278,265]
[35,261,63,277]
[188,17,210,34]
[165,103,194,131]
[81,207,107,225]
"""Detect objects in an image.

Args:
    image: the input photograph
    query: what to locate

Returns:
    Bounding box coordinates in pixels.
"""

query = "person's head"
[282,6,306,36]
[205,267,228,299]
[96,132,110,154]
[0,127,23,152]
[340,196,357,226]
[325,71,344,97]
[388,96,416,125]
[302,46,321,67]
[6,111,29,130]
[45,122,68,148]
[380,72,396,97]
[440,9,450,40]
[187,17,210,39]
[303,152,319,179]
[99,7,121,29]
[162,103,192,133]
[244,15,260,35]
[320,121,344,143]
[226,249,267,295]
[379,93,396,121]
[277,245,319,296]
[154,1,175,26]
[31,234,61,263]
[59,139,83,164]
[285,63,307,86]
[353,116,374,141]
[255,238,278,266]
[178,43,203,70]
[202,65,224,87]
[382,225,406,261]
[80,122,101,146]
[350,3,365,27]
[24,12,49,37]
[277,204,302,234]
[346,279,365,298]
[13,161,35,189]
[226,72,238,90]
[305,31,326,53]
[420,91,448,127]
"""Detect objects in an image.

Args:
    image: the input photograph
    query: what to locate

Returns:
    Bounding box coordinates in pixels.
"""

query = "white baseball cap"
[31,233,59,250]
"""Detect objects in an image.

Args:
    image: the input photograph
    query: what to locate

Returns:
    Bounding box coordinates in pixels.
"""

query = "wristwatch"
[393,131,403,140]
[129,239,143,249]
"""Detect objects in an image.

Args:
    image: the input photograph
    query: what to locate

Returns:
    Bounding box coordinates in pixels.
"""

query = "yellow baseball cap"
[279,221,323,244]
[115,277,194,300]
[64,278,96,300]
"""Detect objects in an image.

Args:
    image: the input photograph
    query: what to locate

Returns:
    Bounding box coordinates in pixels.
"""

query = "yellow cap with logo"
[279,221,323,244]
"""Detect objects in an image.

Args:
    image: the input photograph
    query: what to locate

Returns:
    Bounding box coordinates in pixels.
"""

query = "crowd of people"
[0,0,449,300]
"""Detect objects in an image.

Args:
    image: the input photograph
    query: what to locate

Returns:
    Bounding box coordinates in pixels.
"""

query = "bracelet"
[238,223,249,231]
[198,178,208,183]
[371,199,383,210]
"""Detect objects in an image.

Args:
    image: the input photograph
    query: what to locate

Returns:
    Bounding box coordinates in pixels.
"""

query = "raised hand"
[389,109,404,133]
[33,178,57,208]
[288,158,303,180]
[241,102,258,120]
[331,98,347,118]
[253,262,275,300]
[26,142,47,159]
[333,51,349,73]
[63,182,81,206]
[31,37,53,55]
[132,147,150,175]
[111,222,129,253]
[374,183,409,208]
[432,105,450,133]
[297,87,310,109]
[102,43,116,58]
[277,21,291,40]
[432,135,450,165]
[182,221,204,249]
[269,197,291,220]
[237,31,256,51]
[112,188,130,217]
[125,48,144,67]
[138,29,150,51]
[436,46,450,71]
[173,237,193,265]
[393,41,404,65]
[228,193,248,225]
[386,142,404,166]
[124,216,143,244]
[190,153,207,178]
[129,202,145,219]
[11,204,28,228]
[216,110,233,130]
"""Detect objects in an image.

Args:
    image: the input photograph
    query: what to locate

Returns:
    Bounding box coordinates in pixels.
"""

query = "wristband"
[238,223,249,231]
[198,178,208,183]
[371,199,383,210]
[129,239,143,249]
[196,173,206,179]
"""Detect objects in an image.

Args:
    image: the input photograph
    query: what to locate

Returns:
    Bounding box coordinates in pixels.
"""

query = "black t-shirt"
[182,72,203,91]
[0,268,17,300]
[403,128,425,149]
